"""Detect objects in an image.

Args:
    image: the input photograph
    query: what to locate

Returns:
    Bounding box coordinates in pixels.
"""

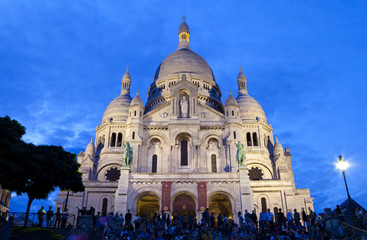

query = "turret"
[80,138,96,180]
[121,67,132,95]
[237,67,247,95]
[273,137,284,160]
[178,16,190,49]
[127,91,144,141]
[224,91,240,121]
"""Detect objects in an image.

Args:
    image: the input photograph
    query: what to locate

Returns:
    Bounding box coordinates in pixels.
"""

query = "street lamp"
[336,155,355,220]
[336,155,351,199]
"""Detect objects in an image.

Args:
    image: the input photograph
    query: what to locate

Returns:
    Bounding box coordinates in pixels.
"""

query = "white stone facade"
[56,20,313,223]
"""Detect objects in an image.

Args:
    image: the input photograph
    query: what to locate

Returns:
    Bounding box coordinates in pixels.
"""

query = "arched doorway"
[137,194,160,222]
[172,193,196,220]
[209,193,233,220]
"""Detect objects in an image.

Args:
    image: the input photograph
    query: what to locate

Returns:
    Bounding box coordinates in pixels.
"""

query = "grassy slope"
[10,227,64,240]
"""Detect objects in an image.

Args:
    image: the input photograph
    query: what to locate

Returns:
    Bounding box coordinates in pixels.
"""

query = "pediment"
[170,78,198,98]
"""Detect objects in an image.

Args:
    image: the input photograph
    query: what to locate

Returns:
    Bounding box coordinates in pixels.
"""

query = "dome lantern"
[237,67,248,94]
[178,17,190,49]
[121,67,131,95]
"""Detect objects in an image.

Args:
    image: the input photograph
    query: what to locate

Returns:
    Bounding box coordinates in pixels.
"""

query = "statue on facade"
[235,141,246,167]
[180,95,189,117]
[122,142,133,167]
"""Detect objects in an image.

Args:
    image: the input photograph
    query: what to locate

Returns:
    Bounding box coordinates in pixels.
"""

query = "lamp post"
[336,155,354,218]
[336,155,351,199]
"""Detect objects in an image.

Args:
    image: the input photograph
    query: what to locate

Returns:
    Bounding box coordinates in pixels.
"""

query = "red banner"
[161,181,172,211]
[197,182,207,211]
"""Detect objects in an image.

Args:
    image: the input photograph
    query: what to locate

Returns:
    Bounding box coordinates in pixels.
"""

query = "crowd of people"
[29,204,367,239]
[85,207,333,240]
[36,205,70,228]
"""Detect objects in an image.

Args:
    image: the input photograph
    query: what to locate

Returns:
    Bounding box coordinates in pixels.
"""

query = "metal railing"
[5,212,76,228]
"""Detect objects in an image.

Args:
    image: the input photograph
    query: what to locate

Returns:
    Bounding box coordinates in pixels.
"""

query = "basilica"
[56,19,313,223]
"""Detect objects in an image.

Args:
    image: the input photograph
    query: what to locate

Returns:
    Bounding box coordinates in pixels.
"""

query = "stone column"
[114,167,130,214]
[239,166,254,213]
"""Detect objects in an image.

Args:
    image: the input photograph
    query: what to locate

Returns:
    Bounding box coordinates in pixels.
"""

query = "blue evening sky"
[1,0,366,214]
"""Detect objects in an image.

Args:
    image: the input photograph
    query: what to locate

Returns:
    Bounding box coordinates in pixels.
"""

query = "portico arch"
[208,192,233,220]
[172,192,197,220]
[136,192,160,221]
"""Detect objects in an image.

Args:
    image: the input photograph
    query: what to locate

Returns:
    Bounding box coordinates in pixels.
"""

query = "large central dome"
[153,48,216,83]
[145,18,223,114]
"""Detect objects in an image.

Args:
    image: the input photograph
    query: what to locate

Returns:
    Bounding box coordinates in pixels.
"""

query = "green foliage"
[11,227,64,240]
[0,115,84,226]
[0,116,84,198]
[0,116,28,193]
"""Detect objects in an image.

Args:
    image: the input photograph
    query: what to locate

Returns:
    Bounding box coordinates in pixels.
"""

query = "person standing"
[250,210,258,229]
[244,210,251,223]
[266,209,274,228]
[277,208,285,227]
[286,209,293,229]
[37,206,46,227]
[301,208,307,226]
[46,206,54,228]
[294,209,300,226]
[61,209,69,228]
[259,209,267,232]
[54,207,61,228]
[203,208,210,228]
[125,209,132,225]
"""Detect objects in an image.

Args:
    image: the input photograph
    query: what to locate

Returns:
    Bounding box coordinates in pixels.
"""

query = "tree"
[0,116,85,227]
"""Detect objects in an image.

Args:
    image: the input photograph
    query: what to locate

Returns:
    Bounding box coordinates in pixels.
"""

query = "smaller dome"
[102,94,132,123]
[85,138,95,156]
[225,91,239,107]
[273,137,284,154]
[131,91,144,106]
[236,92,267,122]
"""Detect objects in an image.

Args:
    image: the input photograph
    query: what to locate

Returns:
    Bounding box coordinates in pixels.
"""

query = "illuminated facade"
[56,19,313,222]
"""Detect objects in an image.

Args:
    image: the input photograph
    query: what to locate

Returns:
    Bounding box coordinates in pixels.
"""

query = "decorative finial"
[276,137,278,141]
[182,16,186,21]
[91,138,93,142]
[239,66,242,72]
[126,67,129,72]
[229,90,232,95]
[136,91,139,95]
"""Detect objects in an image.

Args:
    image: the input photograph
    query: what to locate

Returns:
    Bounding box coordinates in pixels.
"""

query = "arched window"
[102,198,108,216]
[132,132,135,140]
[252,132,258,146]
[211,154,217,173]
[232,110,234,116]
[246,132,252,146]
[117,133,122,147]
[261,197,267,213]
[134,111,136,116]
[181,139,188,166]
[233,131,237,139]
[152,154,157,173]
[111,133,116,147]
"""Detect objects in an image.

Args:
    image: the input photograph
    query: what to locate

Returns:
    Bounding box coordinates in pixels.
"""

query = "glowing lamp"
[336,155,349,171]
